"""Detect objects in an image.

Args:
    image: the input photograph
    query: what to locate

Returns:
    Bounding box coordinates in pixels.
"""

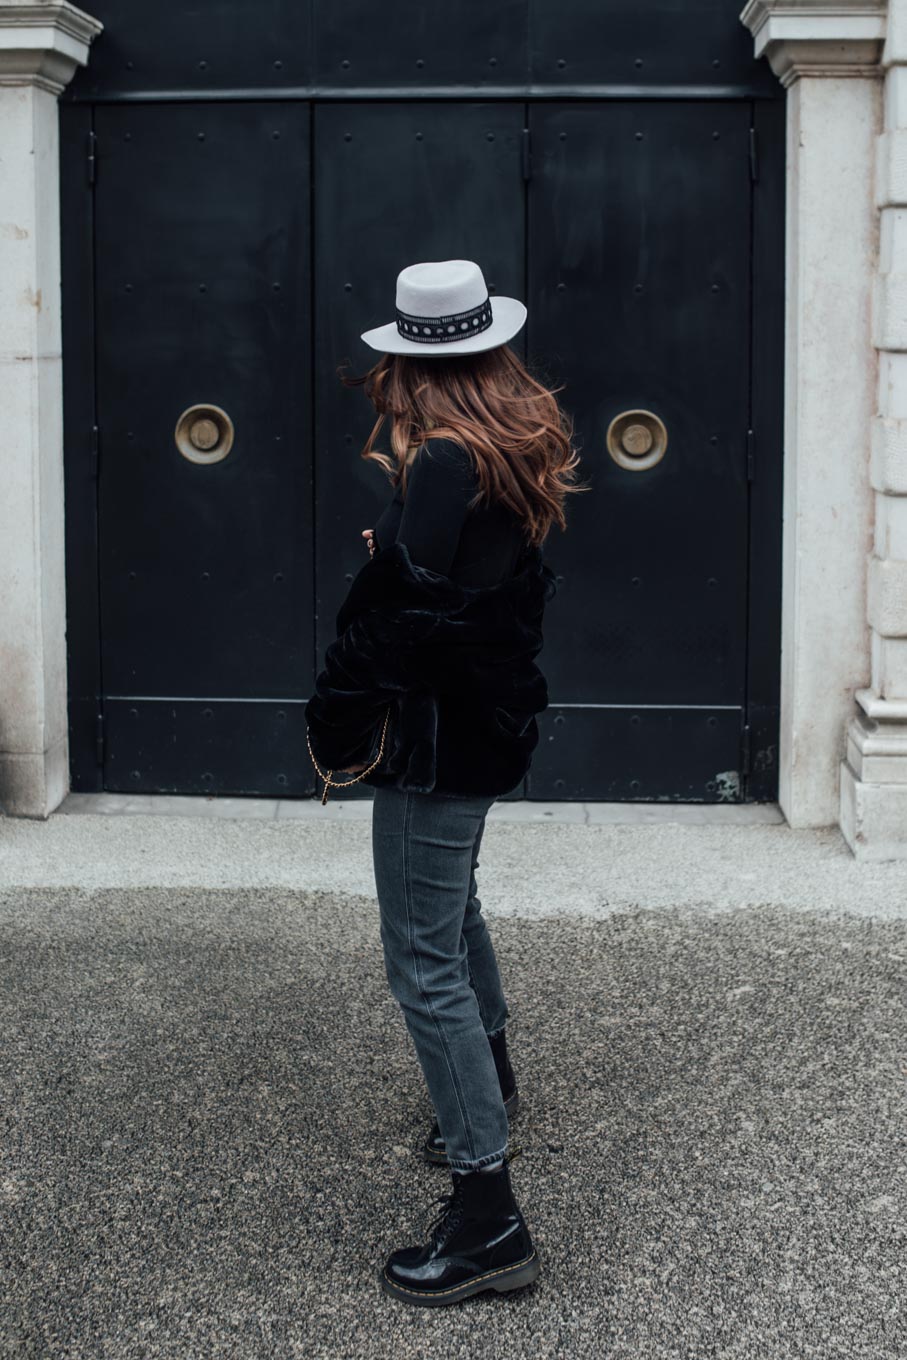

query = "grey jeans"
[371,785,511,1171]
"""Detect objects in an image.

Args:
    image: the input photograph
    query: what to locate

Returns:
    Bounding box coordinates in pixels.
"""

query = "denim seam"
[401,788,477,1165]
[465,826,492,1032]
[466,959,490,1031]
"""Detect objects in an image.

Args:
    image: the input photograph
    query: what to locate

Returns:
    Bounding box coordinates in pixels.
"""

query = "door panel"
[529,0,778,93]
[315,3,528,89]
[93,102,313,794]
[527,101,753,799]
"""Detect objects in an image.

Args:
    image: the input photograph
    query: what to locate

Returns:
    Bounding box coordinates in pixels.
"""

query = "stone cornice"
[740,0,887,86]
[0,0,102,95]
[856,688,907,722]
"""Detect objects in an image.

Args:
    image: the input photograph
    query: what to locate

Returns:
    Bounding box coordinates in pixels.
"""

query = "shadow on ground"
[0,888,904,1359]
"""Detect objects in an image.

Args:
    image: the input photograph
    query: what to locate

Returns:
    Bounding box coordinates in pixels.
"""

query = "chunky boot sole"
[380,1248,540,1306]
[422,1088,520,1166]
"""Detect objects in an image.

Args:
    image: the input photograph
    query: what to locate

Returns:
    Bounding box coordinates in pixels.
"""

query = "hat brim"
[360,296,527,357]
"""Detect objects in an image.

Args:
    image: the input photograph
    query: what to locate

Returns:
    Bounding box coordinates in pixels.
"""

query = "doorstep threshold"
[52,791,785,825]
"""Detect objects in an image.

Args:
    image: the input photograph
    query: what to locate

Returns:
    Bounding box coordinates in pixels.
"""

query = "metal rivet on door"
[606,409,668,471]
[174,404,234,465]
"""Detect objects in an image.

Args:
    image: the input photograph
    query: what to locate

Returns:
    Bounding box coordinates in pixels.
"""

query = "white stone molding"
[867,556,907,631]
[740,0,887,85]
[841,708,907,855]
[0,1,101,817]
[870,414,907,489]
[0,1,102,94]
[838,0,907,857]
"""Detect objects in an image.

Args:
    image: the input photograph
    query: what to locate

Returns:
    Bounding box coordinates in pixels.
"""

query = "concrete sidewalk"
[0,802,905,1358]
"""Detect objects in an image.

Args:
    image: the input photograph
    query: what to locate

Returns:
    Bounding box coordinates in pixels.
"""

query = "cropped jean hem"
[448,1141,510,1173]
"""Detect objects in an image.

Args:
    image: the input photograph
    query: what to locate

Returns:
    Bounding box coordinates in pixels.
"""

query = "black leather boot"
[422,1027,520,1166]
[380,1148,540,1306]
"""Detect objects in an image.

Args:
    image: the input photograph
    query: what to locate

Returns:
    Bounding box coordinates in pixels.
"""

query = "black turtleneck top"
[371,437,528,587]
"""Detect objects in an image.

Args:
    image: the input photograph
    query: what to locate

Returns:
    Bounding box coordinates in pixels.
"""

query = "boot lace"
[427,1186,462,1243]
[425,1145,524,1244]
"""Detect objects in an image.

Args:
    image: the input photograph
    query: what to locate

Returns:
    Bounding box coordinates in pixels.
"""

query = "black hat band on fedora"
[395,295,493,344]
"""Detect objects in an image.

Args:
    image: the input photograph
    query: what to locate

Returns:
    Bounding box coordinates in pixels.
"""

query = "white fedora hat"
[360,259,527,357]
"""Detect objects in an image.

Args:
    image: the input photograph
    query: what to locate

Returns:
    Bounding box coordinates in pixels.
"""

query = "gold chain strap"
[306,706,391,805]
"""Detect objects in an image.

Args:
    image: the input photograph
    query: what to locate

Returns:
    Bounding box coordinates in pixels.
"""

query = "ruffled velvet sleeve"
[305,441,476,770]
[303,620,397,771]
[395,438,477,575]
[303,548,446,771]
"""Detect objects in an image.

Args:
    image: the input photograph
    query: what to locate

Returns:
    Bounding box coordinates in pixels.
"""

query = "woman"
[304,259,584,1307]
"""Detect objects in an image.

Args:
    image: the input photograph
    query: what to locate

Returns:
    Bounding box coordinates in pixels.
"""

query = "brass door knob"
[189,417,219,451]
[606,409,668,471]
[174,404,234,465]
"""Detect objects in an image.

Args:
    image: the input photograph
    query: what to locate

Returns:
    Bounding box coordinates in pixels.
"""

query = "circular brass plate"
[174,404,234,465]
[606,409,668,471]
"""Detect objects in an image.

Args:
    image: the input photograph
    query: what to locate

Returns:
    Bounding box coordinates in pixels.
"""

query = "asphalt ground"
[0,808,904,1358]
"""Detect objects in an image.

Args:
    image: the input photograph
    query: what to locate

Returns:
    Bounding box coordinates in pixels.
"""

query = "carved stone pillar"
[740,1,886,836]
[0,1,102,816]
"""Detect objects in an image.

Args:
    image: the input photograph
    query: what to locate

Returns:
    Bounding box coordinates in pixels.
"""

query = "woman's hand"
[337,759,369,774]
[362,528,376,558]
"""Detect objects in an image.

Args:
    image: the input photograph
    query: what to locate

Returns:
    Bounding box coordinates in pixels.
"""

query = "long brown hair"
[339,344,588,548]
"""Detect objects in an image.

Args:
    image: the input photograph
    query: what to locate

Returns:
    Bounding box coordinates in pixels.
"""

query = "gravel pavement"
[0,803,904,1359]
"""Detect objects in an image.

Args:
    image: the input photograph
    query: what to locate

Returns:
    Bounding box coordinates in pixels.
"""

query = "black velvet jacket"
[304,538,558,797]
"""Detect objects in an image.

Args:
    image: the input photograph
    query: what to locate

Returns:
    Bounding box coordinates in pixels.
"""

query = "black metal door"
[527,101,755,800]
[91,102,313,794]
[61,1,783,805]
